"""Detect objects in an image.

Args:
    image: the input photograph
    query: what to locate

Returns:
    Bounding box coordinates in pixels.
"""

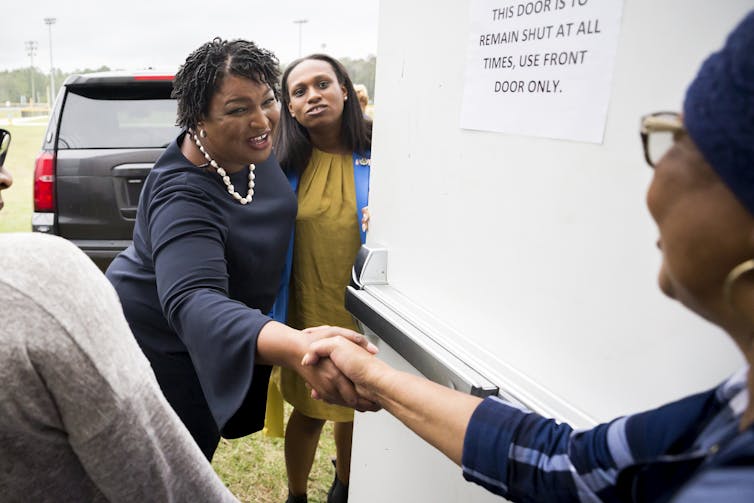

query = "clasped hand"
[296,325,381,412]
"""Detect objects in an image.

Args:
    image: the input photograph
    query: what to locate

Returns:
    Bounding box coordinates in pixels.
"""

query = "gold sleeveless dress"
[277,148,361,422]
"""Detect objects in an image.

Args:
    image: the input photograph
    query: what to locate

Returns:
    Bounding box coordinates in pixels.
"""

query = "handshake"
[295,325,387,413]
[292,323,483,468]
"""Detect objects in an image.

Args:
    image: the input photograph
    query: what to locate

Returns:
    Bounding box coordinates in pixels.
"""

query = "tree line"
[0,66,110,104]
[0,55,376,106]
[332,55,377,103]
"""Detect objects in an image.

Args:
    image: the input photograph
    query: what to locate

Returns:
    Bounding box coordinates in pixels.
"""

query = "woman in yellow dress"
[272,54,372,503]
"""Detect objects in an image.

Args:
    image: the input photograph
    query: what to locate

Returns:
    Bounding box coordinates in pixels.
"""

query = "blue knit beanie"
[683,11,754,214]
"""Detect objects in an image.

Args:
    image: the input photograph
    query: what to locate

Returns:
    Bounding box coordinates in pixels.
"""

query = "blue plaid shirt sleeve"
[462,396,622,502]
[460,370,751,503]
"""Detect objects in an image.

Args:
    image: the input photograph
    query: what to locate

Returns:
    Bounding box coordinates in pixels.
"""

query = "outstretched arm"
[302,335,481,464]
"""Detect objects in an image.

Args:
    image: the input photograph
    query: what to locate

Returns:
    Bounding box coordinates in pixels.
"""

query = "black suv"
[33,71,180,271]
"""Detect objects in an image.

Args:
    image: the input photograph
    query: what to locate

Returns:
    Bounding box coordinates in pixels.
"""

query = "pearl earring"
[200,129,207,138]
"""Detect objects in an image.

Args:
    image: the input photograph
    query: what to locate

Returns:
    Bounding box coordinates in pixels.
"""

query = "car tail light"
[34,151,55,212]
[133,75,174,81]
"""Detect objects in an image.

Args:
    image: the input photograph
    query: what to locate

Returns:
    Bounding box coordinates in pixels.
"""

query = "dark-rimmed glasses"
[640,112,686,167]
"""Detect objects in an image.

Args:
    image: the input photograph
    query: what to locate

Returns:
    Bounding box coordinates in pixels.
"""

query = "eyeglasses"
[640,111,686,167]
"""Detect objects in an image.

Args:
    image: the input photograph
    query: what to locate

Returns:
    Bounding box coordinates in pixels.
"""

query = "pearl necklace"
[190,130,255,205]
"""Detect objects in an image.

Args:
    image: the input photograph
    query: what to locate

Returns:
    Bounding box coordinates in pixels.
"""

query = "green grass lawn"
[0,123,339,503]
[216,407,339,503]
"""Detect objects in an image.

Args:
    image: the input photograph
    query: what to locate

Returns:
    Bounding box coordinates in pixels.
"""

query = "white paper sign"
[460,0,625,143]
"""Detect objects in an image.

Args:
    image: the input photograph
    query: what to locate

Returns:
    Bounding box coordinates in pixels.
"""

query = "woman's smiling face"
[197,75,280,171]
[647,133,754,324]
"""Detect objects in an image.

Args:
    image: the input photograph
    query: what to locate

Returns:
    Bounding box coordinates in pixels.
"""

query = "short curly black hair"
[172,37,280,131]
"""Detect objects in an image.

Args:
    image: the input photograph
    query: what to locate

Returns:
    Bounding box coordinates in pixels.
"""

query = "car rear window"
[57,89,180,149]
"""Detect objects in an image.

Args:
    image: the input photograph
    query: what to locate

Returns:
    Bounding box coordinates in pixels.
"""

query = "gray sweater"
[0,233,238,502]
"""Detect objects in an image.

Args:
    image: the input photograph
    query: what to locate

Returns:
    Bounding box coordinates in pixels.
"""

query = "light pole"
[44,17,57,106]
[25,40,38,104]
[293,19,308,57]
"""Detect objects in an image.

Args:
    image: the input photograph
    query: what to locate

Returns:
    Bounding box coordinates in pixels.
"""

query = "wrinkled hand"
[296,326,380,412]
[301,335,385,408]
[361,206,370,232]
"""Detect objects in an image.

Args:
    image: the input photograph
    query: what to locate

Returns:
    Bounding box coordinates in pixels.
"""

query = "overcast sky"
[3,0,380,73]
